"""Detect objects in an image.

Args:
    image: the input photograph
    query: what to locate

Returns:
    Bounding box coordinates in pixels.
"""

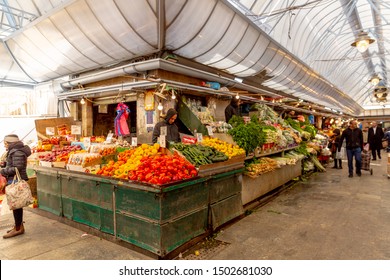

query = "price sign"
[46,127,55,135]
[106,133,114,143]
[160,126,167,136]
[71,125,81,135]
[83,137,91,149]
[196,133,203,143]
[206,126,214,136]
[131,137,138,147]
[159,135,166,148]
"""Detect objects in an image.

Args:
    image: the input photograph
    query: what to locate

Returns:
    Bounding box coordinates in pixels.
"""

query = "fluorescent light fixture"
[234,77,243,83]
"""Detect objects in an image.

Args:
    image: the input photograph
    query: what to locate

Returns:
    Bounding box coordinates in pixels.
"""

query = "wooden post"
[82,99,93,136]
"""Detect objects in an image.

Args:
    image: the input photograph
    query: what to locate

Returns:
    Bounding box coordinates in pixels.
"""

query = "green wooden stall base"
[35,166,243,257]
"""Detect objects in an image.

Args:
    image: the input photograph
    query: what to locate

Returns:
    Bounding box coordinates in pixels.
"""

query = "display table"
[241,160,302,206]
[35,166,243,258]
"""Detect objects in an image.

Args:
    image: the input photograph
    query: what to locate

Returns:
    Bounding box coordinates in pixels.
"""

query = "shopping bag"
[1,196,12,216]
[0,174,7,194]
[382,139,388,149]
[363,143,370,152]
[5,168,34,211]
[335,147,345,159]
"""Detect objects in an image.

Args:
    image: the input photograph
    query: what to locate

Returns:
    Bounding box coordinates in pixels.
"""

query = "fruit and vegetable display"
[245,157,279,178]
[97,143,198,185]
[200,137,245,159]
[170,143,229,167]
[128,154,198,185]
[37,145,83,162]
[96,144,160,178]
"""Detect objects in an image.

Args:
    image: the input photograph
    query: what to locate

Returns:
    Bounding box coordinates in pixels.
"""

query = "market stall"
[34,139,245,257]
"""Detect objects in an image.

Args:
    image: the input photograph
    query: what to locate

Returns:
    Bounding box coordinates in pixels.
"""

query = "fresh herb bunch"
[228,121,263,155]
[228,115,245,128]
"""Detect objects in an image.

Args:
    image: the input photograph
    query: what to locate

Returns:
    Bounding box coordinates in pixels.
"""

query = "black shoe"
[372,159,376,161]
[332,166,338,169]
[379,156,381,159]
[348,174,353,178]
[357,172,361,177]
[339,166,342,169]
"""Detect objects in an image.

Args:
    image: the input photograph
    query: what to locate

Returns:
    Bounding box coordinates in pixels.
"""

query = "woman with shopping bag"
[0,134,32,238]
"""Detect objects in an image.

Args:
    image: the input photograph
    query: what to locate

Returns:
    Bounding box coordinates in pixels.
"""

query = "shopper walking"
[367,121,384,160]
[1,134,31,238]
[338,120,363,178]
[330,129,342,169]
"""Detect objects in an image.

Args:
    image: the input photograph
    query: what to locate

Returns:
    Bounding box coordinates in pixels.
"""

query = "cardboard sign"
[160,126,167,136]
[83,137,91,149]
[46,127,55,135]
[206,126,214,136]
[159,135,166,148]
[196,133,203,143]
[106,133,114,143]
[71,125,81,135]
[131,137,138,147]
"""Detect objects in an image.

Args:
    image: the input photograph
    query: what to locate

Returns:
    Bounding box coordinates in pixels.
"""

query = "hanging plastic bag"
[363,143,370,152]
[1,196,12,215]
[335,147,345,159]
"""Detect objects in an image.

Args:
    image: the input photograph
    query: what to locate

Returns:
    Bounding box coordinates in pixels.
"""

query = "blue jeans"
[346,147,362,175]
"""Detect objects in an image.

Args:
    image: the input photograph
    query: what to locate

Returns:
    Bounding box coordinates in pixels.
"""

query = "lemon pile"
[201,137,245,159]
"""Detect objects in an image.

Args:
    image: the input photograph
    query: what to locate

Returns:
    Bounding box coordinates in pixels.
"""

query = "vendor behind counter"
[152,108,181,144]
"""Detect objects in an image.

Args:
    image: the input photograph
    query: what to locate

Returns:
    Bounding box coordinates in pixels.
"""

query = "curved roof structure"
[1,0,389,115]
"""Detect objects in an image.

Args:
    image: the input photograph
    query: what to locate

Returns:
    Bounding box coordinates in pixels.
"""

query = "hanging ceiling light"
[80,97,85,105]
[157,102,163,110]
[171,90,176,100]
[369,75,381,86]
[351,31,375,52]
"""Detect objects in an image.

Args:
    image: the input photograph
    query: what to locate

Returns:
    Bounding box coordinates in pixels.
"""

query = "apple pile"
[39,145,83,162]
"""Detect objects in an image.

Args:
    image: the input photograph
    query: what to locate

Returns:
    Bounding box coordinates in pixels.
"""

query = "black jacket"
[367,126,384,149]
[1,141,32,182]
[225,104,239,123]
[338,127,363,151]
[152,120,180,144]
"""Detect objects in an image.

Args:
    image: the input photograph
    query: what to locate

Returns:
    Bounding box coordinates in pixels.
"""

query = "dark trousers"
[13,208,23,227]
[346,147,362,175]
[332,152,342,168]
[371,146,381,160]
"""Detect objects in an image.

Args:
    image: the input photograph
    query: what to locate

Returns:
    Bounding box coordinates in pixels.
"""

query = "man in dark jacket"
[225,98,240,123]
[367,121,384,160]
[1,134,32,238]
[338,120,363,178]
[152,108,180,144]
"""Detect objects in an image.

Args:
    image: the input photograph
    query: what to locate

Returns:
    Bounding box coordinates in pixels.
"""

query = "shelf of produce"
[34,166,244,257]
[198,155,245,177]
[241,159,302,206]
[245,145,299,160]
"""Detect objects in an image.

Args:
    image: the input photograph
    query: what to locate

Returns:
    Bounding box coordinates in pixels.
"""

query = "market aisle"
[209,156,390,260]
[0,209,153,260]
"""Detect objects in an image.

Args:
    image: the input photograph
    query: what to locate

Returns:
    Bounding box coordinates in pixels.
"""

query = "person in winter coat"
[225,98,240,123]
[152,108,181,144]
[330,128,342,169]
[338,120,363,178]
[367,121,384,160]
[1,134,32,239]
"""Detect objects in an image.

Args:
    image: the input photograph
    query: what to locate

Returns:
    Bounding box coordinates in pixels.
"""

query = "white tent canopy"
[1,0,390,115]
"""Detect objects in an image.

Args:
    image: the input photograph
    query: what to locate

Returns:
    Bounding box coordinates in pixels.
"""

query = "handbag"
[5,167,34,210]
[382,139,388,149]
